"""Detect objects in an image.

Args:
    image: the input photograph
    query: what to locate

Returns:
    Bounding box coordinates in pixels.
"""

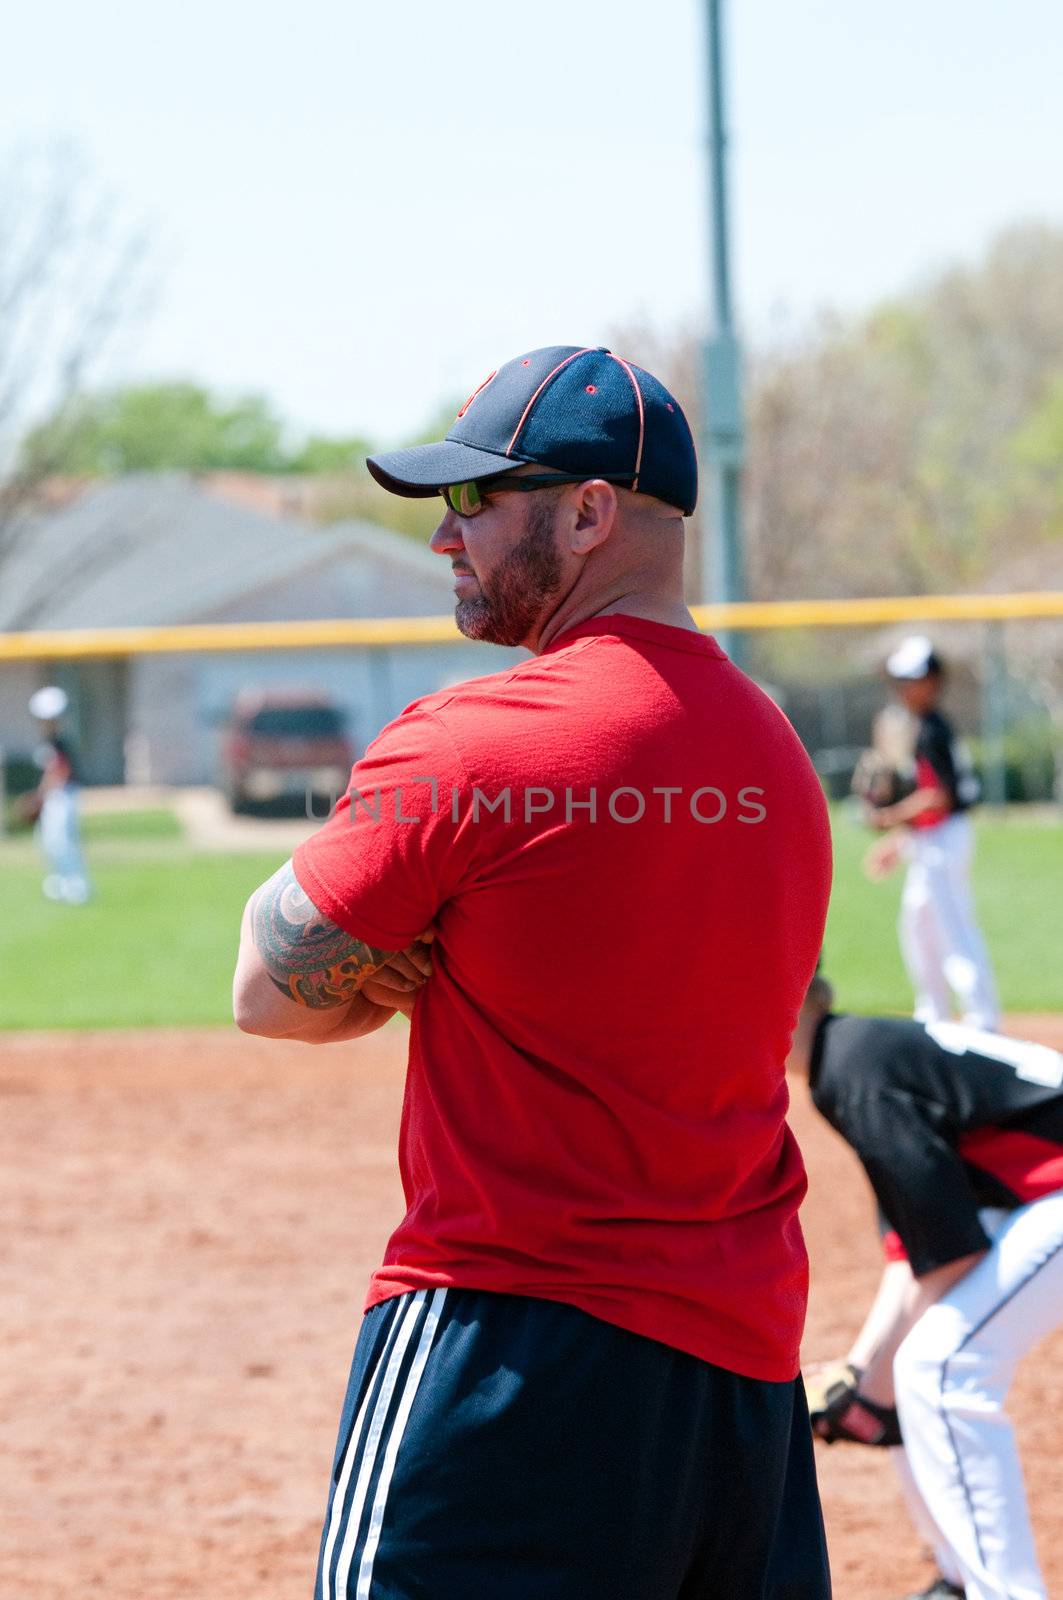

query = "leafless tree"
[0,143,152,609]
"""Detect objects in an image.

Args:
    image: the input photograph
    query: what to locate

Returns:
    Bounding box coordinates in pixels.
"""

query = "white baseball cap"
[885,636,941,680]
[28,685,69,720]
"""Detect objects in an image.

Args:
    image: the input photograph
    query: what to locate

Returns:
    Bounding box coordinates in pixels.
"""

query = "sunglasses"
[440,473,629,518]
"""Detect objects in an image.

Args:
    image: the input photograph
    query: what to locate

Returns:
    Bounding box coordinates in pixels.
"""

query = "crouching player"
[790,975,1063,1600]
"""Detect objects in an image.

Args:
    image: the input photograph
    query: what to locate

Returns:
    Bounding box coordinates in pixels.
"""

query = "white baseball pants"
[37,785,91,904]
[899,814,999,1029]
[892,1193,1063,1600]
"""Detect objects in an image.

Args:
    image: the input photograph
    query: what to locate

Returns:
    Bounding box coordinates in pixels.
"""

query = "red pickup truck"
[222,690,355,814]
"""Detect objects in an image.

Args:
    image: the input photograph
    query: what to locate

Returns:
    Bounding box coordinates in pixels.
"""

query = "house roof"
[0,473,452,631]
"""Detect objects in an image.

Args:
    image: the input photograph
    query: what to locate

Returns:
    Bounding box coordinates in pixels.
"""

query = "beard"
[454,496,564,647]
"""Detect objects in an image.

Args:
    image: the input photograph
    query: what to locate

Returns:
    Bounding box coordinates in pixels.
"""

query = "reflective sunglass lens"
[444,481,483,516]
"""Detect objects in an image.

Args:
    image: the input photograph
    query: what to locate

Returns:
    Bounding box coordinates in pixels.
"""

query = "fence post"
[981,620,1008,809]
[369,647,394,738]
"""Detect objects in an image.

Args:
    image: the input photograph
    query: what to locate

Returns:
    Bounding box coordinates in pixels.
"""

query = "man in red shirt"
[233,345,833,1599]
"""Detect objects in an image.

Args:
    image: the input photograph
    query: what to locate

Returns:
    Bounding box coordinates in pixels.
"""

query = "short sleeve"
[292,703,478,951]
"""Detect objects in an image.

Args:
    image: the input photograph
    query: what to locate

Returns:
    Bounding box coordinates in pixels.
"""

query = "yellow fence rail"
[0,591,1061,661]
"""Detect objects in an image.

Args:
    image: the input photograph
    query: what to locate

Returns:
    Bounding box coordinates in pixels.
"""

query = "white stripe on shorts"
[320,1288,447,1600]
[355,1287,447,1598]
[320,1291,423,1600]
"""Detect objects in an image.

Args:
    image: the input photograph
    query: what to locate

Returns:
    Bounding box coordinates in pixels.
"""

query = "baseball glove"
[11,790,42,825]
[805,1362,902,1447]
[850,748,904,809]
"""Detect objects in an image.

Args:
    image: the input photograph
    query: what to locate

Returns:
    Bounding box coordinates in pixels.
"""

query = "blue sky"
[6,0,1063,442]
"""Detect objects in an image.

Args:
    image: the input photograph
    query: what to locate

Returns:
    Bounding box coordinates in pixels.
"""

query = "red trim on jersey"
[911,753,950,830]
[959,1127,1063,1203]
[882,1229,908,1262]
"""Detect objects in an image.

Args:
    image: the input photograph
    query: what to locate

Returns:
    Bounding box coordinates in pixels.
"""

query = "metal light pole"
[981,621,1009,809]
[702,0,746,663]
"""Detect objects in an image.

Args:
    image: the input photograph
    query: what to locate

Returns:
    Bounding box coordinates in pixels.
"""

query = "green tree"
[15,379,474,544]
[20,382,291,474]
[289,433,373,473]
[1006,373,1063,541]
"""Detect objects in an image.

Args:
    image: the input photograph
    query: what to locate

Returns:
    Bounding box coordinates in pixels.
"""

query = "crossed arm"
[232,859,432,1043]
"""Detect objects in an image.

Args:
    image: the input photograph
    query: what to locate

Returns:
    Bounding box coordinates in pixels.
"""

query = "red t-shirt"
[294,615,832,1380]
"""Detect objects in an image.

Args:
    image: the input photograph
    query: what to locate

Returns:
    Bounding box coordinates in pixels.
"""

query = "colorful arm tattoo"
[250,860,393,1008]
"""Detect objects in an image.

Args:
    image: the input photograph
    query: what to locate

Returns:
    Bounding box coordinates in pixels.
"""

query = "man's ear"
[563,479,618,556]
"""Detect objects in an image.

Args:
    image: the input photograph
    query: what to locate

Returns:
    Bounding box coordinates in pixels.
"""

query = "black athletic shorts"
[314,1287,831,1600]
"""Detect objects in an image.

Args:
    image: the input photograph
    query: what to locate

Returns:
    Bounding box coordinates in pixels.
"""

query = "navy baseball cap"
[367,345,698,516]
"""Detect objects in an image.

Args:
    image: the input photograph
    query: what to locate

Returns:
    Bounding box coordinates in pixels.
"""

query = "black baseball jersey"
[34,735,78,786]
[810,1014,1063,1275]
[913,709,979,820]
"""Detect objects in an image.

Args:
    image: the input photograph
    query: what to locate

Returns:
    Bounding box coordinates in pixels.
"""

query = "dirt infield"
[3,1019,1062,1599]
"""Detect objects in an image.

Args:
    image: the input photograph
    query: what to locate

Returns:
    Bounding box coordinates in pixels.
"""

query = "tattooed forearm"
[250,861,394,1008]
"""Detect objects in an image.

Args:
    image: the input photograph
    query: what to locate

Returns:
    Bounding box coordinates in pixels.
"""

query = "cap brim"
[367,439,522,498]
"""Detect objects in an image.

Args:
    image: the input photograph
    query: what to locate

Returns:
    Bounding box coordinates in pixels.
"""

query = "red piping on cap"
[506,348,593,457]
[606,353,645,490]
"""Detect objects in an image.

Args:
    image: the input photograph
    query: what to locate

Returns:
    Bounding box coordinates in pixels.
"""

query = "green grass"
[3,807,184,844]
[80,807,184,842]
[1,806,1060,1029]
[0,846,284,1029]
[825,805,1063,1013]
